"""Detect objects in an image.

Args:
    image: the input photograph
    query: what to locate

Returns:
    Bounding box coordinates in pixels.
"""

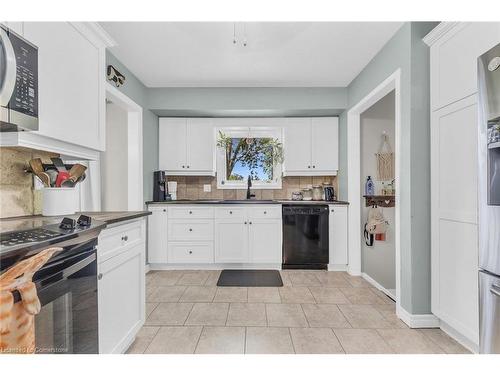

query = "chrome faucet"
[247,176,255,200]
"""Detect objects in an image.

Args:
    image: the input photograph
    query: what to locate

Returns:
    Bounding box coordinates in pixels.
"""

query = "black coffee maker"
[153,171,171,201]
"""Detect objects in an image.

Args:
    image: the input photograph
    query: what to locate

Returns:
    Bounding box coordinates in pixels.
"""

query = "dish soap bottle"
[365,176,375,196]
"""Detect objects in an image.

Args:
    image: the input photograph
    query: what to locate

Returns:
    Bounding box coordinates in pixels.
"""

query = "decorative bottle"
[365,176,375,196]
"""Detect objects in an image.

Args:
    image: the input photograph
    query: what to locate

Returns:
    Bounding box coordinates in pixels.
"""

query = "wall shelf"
[363,195,395,208]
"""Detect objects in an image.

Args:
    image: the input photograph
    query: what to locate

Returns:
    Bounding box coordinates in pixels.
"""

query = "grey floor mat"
[217,270,283,287]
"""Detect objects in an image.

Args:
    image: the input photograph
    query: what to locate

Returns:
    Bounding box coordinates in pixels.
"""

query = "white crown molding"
[423,22,462,46]
[79,22,117,48]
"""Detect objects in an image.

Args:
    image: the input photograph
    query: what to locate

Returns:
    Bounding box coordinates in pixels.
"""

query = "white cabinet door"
[430,22,500,110]
[148,207,168,263]
[431,96,479,344]
[284,118,312,173]
[159,118,187,171]
[186,118,215,173]
[99,243,145,353]
[23,22,104,150]
[248,219,282,263]
[215,220,248,263]
[311,117,339,173]
[329,205,348,266]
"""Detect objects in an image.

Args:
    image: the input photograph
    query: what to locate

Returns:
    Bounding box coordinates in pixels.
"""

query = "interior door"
[248,219,282,263]
[186,118,215,173]
[215,220,248,263]
[311,117,339,172]
[284,118,311,173]
[159,118,186,171]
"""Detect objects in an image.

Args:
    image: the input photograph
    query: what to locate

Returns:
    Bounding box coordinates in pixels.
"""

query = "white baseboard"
[396,306,440,328]
[145,263,151,273]
[328,264,348,271]
[361,272,396,300]
[149,263,282,271]
[439,320,479,353]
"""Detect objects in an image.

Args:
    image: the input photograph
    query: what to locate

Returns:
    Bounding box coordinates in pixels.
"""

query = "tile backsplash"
[0,147,58,218]
[168,175,338,201]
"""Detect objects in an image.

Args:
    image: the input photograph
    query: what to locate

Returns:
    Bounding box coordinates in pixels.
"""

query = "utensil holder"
[42,188,78,216]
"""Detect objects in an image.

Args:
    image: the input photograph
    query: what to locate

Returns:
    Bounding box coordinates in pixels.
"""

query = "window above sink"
[216,127,283,189]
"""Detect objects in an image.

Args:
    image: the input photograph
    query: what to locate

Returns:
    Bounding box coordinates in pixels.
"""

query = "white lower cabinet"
[98,219,146,354]
[248,219,282,263]
[329,205,348,267]
[215,221,249,263]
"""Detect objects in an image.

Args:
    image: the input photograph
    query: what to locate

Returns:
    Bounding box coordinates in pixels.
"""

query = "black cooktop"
[0,228,65,247]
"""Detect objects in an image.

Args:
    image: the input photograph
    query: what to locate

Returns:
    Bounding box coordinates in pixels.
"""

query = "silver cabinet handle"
[97,273,103,280]
[490,284,500,297]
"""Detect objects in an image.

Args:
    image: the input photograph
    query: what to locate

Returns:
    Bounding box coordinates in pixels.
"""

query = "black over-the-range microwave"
[0,25,38,132]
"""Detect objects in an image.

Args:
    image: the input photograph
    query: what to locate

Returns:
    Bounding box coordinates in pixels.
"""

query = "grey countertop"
[146,199,349,206]
[0,211,151,235]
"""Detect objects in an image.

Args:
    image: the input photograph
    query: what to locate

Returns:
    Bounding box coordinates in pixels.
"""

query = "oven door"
[33,242,98,354]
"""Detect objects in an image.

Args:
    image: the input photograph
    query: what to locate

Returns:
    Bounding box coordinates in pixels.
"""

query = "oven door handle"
[36,252,97,293]
[0,27,17,107]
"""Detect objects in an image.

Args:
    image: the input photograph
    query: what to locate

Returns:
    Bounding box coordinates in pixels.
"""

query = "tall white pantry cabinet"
[424,22,500,351]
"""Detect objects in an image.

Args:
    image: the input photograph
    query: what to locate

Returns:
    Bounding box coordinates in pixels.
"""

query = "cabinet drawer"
[247,206,281,219]
[168,206,214,219]
[168,242,214,263]
[168,219,214,241]
[98,219,145,262]
[215,207,247,219]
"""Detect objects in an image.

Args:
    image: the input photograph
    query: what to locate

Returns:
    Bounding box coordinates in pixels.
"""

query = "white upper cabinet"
[283,117,339,176]
[159,117,215,175]
[428,22,500,110]
[23,22,108,151]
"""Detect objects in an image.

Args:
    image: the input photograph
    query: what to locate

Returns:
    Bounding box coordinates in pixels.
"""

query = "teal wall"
[338,22,438,314]
[106,51,159,203]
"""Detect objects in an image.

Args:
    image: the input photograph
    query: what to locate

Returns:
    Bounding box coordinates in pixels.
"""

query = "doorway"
[102,83,143,211]
[347,69,401,308]
[360,90,396,299]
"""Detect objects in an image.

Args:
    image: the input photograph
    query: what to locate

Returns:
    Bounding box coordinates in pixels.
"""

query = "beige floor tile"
[315,273,352,287]
[370,288,396,304]
[266,303,308,327]
[338,305,392,328]
[301,304,351,328]
[185,302,229,326]
[279,271,293,286]
[126,326,160,354]
[245,327,295,354]
[179,286,217,302]
[146,303,194,326]
[372,306,408,329]
[290,328,344,354]
[279,287,316,303]
[247,287,281,303]
[145,326,202,354]
[334,328,393,354]
[213,287,248,302]
[176,271,211,285]
[150,271,183,286]
[226,303,267,327]
[417,329,471,354]
[195,327,246,354]
[288,272,322,286]
[146,302,159,318]
[377,329,445,354]
[308,287,350,304]
[147,286,187,302]
[342,274,373,288]
[339,287,386,304]
[204,271,222,286]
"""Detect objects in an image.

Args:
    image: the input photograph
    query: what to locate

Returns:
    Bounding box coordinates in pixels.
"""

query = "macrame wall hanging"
[375,132,394,181]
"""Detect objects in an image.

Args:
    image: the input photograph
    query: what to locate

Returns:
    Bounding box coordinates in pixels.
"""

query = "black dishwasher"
[282,205,329,269]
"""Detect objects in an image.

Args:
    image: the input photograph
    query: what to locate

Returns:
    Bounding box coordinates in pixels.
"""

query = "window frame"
[216,127,283,190]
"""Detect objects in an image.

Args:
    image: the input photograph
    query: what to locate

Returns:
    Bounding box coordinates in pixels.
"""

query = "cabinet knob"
[264,211,267,214]
[121,235,128,241]
[188,250,193,254]
[97,273,103,280]
[249,221,252,225]
[244,221,247,224]
[186,165,190,168]
[308,165,311,168]
[312,165,316,168]
[229,211,232,214]
[163,209,166,212]
[189,211,192,214]
[189,228,193,232]
[182,165,185,168]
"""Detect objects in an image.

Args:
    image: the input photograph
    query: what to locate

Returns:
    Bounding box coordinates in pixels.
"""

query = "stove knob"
[59,217,76,230]
[77,215,92,227]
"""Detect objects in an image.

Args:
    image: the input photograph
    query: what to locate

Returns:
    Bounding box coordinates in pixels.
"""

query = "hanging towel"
[364,206,389,246]
[375,132,394,181]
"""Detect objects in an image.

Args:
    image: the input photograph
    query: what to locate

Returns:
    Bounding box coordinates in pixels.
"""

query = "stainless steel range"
[478,43,500,354]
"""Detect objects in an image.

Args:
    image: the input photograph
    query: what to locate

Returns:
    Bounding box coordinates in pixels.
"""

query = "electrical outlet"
[203,184,211,193]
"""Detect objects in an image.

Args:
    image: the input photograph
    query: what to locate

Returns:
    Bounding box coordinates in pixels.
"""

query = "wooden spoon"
[29,159,50,187]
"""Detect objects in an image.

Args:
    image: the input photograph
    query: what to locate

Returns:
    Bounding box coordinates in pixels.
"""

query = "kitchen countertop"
[146,199,349,205]
[0,211,151,235]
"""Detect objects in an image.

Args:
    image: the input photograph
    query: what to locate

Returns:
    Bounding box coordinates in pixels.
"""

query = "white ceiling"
[100,22,403,88]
